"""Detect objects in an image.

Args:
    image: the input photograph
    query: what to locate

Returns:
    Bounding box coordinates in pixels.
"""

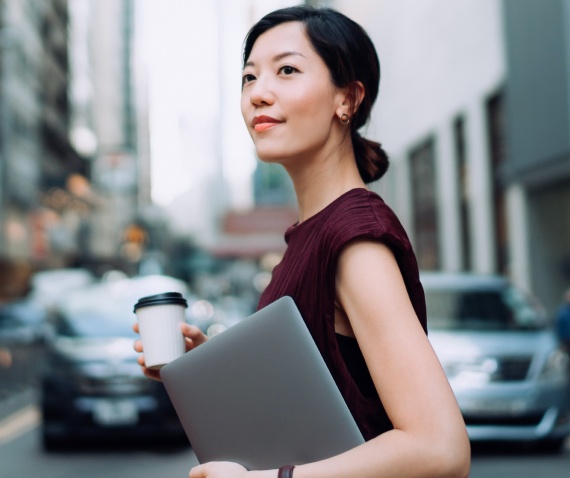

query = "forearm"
[247,428,469,478]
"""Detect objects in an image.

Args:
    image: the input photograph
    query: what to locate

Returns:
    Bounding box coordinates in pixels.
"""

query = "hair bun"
[352,133,389,183]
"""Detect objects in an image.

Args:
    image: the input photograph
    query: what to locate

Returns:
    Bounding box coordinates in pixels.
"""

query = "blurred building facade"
[72,0,153,271]
[501,0,570,314]
[0,0,152,300]
[0,0,87,297]
[330,0,570,315]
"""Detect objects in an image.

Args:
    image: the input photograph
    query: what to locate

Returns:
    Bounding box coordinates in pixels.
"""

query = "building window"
[486,91,509,274]
[409,137,440,270]
[454,116,472,271]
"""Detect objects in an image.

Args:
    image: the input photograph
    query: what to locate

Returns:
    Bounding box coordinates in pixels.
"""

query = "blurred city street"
[0,402,569,478]
[1,0,570,476]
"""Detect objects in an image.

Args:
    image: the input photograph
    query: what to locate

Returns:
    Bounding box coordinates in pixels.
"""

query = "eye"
[242,73,256,86]
[278,65,298,76]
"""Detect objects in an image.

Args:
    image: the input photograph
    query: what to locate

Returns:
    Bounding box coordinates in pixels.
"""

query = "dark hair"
[243,5,389,183]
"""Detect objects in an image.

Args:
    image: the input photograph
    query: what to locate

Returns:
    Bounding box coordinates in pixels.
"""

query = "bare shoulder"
[336,239,408,311]
[338,239,397,270]
[335,238,428,360]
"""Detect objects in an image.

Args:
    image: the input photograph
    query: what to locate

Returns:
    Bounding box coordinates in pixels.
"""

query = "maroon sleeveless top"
[257,188,427,441]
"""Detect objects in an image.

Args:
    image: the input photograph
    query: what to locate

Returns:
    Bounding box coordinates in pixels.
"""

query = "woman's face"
[241,22,345,164]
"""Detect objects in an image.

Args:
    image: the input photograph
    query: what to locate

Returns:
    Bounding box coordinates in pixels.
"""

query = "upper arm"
[335,240,465,439]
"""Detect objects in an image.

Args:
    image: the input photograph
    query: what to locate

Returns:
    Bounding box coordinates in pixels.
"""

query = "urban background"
[1,0,569,316]
[1,0,570,476]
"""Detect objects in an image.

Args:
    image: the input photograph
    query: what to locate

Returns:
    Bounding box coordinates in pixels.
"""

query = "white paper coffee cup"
[134,292,188,370]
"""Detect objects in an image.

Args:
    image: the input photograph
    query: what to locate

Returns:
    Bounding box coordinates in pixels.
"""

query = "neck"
[284,141,367,223]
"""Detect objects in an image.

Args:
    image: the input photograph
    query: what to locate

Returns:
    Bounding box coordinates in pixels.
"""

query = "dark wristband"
[278,465,296,478]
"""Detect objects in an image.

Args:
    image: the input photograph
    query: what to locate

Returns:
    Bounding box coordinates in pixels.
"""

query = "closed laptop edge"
[160,296,364,470]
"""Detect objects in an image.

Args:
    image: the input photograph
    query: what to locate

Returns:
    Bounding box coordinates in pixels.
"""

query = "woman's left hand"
[189,462,249,478]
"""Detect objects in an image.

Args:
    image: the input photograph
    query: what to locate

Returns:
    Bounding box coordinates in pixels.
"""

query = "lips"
[252,115,283,132]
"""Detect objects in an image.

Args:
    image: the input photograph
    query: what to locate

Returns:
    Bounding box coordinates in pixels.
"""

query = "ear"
[336,81,365,118]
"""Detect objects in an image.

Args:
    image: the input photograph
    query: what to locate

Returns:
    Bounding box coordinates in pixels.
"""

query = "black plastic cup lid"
[133,292,188,312]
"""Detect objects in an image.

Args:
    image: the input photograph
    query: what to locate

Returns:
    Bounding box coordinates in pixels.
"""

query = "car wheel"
[535,437,566,454]
[41,425,68,452]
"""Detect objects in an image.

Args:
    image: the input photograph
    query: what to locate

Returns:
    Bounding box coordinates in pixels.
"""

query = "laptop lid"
[160,296,364,470]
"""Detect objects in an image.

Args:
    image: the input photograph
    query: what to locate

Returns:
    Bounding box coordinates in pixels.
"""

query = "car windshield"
[51,276,192,339]
[425,285,547,331]
[55,303,136,338]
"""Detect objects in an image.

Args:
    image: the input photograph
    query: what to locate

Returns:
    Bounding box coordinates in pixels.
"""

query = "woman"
[134,6,470,478]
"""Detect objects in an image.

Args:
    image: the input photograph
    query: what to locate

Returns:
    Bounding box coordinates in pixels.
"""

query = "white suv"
[422,272,570,453]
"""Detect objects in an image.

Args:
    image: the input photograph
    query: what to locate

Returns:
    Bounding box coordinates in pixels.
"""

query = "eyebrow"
[244,51,306,68]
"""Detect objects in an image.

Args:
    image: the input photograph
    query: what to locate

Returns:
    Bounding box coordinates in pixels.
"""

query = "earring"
[340,113,350,125]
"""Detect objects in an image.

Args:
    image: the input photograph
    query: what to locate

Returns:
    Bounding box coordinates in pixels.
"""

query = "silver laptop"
[160,295,364,470]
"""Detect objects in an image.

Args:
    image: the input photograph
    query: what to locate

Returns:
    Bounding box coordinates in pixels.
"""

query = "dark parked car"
[40,275,189,449]
[423,272,570,452]
[0,298,48,345]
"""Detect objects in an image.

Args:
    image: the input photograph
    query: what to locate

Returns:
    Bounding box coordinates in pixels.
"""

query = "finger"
[132,322,140,334]
[181,323,208,347]
[189,464,206,478]
[144,369,162,381]
[142,366,161,381]
[133,339,143,353]
[136,354,161,381]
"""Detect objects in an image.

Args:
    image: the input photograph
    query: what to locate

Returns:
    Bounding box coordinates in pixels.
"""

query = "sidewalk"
[0,388,38,422]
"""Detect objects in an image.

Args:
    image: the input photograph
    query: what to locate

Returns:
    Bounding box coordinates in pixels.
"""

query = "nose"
[248,77,274,107]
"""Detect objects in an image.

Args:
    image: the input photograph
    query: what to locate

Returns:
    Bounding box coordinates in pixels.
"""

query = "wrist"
[247,470,278,478]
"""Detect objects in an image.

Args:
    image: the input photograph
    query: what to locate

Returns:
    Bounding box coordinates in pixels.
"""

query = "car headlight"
[77,361,114,378]
[444,361,497,386]
[539,349,570,384]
